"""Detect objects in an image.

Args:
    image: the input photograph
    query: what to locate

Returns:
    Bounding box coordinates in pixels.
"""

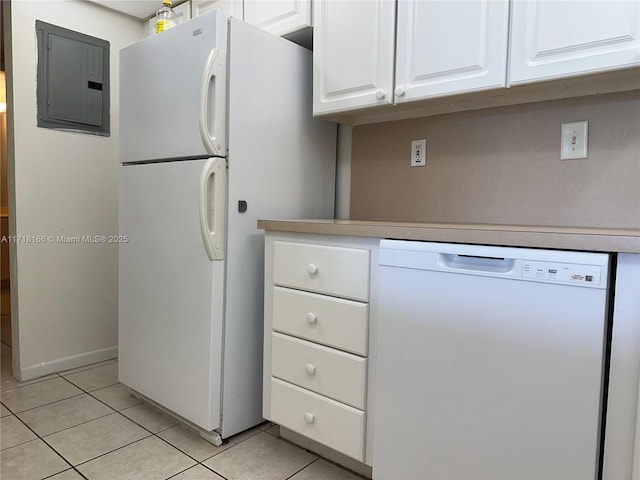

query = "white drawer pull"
[305,363,316,376]
[304,412,315,424]
[306,312,317,324]
[307,263,318,275]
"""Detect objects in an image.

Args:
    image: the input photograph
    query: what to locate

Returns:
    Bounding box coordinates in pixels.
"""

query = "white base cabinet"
[271,378,366,461]
[263,232,379,465]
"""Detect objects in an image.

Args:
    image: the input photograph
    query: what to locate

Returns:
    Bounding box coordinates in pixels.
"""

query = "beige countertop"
[257,219,640,254]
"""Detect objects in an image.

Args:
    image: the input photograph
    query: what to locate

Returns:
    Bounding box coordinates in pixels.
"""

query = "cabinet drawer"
[273,286,369,356]
[272,332,367,409]
[270,378,366,461]
[273,241,370,301]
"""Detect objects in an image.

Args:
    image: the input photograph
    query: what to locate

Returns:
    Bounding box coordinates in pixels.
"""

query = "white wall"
[9,0,144,380]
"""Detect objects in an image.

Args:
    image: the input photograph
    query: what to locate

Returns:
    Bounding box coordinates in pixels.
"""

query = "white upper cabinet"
[313,0,396,115]
[244,0,312,36]
[192,0,244,19]
[510,0,640,84]
[394,0,509,102]
[313,0,640,119]
[313,0,509,115]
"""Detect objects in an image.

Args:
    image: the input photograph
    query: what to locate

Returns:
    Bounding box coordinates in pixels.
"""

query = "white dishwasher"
[373,240,612,480]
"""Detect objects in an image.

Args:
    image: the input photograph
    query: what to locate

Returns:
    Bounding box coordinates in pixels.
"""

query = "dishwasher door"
[373,240,611,480]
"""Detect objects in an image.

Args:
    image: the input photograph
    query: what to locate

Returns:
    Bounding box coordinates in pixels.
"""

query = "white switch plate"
[411,139,426,167]
[561,121,588,160]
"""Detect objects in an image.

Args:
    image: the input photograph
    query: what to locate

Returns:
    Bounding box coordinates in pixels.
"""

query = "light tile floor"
[0,358,366,480]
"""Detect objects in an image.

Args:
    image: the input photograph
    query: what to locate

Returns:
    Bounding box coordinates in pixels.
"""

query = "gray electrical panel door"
[36,21,110,136]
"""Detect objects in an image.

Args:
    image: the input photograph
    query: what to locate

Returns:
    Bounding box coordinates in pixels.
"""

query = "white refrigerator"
[118,10,336,444]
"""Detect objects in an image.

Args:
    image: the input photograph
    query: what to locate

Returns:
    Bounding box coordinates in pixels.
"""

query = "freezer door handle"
[199,158,227,261]
[199,48,227,157]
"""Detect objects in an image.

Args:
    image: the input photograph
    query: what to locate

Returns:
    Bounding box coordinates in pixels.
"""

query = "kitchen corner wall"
[350,90,640,229]
[8,0,144,379]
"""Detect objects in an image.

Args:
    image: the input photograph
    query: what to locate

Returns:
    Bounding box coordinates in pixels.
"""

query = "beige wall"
[350,90,640,229]
[8,0,144,379]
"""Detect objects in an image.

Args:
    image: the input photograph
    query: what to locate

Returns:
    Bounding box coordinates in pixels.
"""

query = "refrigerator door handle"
[199,157,227,261]
[199,48,227,157]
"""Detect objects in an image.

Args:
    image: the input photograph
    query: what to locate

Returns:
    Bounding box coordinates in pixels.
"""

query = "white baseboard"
[18,346,118,381]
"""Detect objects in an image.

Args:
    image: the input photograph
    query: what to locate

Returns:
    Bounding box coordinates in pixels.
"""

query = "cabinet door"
[244,0,311,36]
[510,0,640,84]
[395,0,509,102]
[313,0,395,115]
[192,0,243,19]
[146,1,192,37]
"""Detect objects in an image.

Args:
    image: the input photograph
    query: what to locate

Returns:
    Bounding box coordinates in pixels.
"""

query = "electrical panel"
[36,21,110,136]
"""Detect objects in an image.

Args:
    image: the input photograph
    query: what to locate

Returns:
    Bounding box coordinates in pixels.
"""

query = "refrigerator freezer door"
[119,159,225,431]
[120,11,228,164]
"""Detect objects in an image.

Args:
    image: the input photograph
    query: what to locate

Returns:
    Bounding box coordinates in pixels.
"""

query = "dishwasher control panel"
[522,260,602,285]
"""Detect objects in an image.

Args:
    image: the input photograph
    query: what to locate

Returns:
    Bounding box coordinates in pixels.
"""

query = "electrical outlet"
[411,139,426,167]
[561,121,588,160]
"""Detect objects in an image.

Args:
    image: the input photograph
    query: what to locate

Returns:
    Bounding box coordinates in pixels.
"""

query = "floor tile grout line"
[2,376,151,465]
[4,408,79,475]
[42,428,154,470]
[152,426,238,468]
[3,366,315,480]
[191,462,232,480]
[107,401,180,437]
[1,370,195,478]
[284,457,321,480]
[0,399,14,415]
[164,464,203,480]
[58,360,119,379]
[7,392,87,416]
[0,360,118,394]
[0,377,88,415]
[198,462,231,480]
[83,384,142,413]
[33,408,118,439]
[0,418,38,453]
[27,395,156,448]
[43,423,228,479]
[2,413,339,480]
[41,466,91,480]
[89,380,132,396]
[153,429,215,465]
[1,361,118,396]
[61,378,120,395]
[0,373,64,393]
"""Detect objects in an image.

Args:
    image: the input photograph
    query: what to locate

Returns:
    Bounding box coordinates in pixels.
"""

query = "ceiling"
[87,0,188,21]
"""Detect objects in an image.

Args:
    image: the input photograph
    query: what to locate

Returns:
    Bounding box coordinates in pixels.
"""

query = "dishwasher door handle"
[440,253,515,273]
